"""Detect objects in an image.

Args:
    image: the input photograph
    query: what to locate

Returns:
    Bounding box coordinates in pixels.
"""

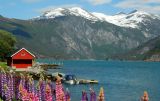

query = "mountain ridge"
[1,7,160,60]
[34,7,160,28]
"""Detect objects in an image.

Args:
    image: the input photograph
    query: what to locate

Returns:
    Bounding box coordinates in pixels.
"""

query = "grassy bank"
[0,62,7,70]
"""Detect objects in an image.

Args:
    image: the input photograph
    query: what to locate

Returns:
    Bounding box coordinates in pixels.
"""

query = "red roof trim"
[11,48,35,57]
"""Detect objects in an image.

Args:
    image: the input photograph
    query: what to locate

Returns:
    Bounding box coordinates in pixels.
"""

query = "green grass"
[0,98,3,101]
[0,61,8,70]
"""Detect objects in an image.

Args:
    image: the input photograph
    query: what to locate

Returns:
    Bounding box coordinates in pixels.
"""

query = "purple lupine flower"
[1,71,7,97]
[0,72,3,96]
[40,80,46,101]
[38,77,46,101]
[82,90,88,101]
[24,74,32,92]
[90,88,96,101]
[10,73,14,100]
[37,85,42,101]
[13,74,19,100]
[17,74,25,100]
[4,84,9,101]
[65,88,71,101]
[50,82,56,101]
[6,83,12,101]
[3,72,10,101]
[32,81,35,94]
[6,73,14,101]
[25,76,30,92]
[28,77,35,93]
[21,74,25,88]
[47,80,55,98]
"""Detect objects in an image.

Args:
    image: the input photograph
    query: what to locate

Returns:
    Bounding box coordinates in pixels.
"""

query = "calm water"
[39,60,160,101]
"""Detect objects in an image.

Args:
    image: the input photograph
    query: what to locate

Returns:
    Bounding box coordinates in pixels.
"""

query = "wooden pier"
[40,64,62,70]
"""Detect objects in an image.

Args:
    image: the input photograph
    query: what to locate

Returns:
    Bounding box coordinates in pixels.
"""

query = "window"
[13,59,32,64]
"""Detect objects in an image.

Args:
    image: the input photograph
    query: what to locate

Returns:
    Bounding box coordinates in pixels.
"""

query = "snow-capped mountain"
[92,10,160,28]
[35,7,160,28]
[35,7,98,21]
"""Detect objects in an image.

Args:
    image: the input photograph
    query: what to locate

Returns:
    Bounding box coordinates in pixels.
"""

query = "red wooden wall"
[8,48,35,69]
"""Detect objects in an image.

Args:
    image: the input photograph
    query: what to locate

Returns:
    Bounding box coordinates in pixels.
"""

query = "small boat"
[79,79,98,84]
[51,73,98,84]
[64,75,79,85]
[88,80,98,84]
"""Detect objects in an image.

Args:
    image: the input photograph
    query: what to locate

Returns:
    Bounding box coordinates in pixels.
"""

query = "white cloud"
[85,0,112,5]
[22,0,43,3]
[115,0,160,14]
[36,4,82,13]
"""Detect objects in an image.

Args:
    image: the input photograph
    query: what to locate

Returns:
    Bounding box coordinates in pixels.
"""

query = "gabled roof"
[11,48,35,57]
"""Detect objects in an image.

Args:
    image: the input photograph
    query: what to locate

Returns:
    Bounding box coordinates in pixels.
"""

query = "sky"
[0,0,160,19]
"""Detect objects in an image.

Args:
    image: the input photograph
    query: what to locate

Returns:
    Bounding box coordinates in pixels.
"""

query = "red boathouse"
[7,48,35,69]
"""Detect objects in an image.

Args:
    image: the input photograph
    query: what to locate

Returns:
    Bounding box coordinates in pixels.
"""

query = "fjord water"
[47,60,160,101]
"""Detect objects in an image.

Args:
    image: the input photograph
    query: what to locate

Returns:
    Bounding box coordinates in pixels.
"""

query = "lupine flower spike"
[98,87,104,101]
[55,75,66,101]
[90,88,96,101]
[141,91,149,101]
[65,88,71,101]
[39,75,46,101]
[45,84,53,101]
[81,90,88,101]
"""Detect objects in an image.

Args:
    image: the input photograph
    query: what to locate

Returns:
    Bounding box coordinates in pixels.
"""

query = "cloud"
[22,0,43,3]
[85,0,112,5]
[36,4,82,13]
[114,0,160,14]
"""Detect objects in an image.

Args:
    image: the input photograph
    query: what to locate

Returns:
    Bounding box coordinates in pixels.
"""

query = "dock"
[36,59,64,70]
[40,64,62,70]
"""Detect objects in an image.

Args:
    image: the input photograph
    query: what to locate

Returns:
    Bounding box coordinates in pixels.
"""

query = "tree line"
[0,30,16,61]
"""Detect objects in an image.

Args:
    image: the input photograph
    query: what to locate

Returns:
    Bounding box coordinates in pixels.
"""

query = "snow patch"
[92,10,159,28]
[35,7,98,21]
[34,7,160,28]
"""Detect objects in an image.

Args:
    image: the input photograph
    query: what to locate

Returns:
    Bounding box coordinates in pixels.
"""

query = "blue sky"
[0,0,160,19]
